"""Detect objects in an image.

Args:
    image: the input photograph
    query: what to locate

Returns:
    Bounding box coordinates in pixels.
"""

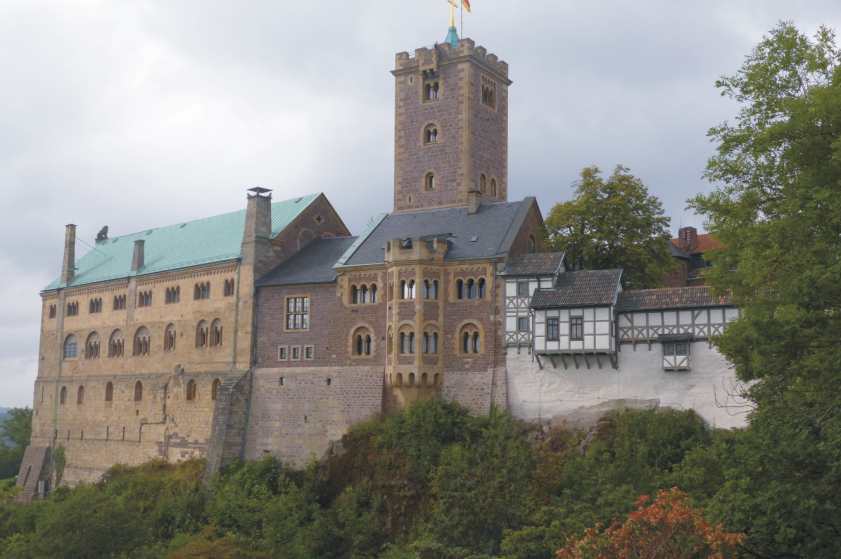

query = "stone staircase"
[205,371,252,479]
[15,446,50,503]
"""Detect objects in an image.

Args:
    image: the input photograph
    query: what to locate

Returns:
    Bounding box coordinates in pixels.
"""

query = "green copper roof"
[445,26,459,48]
[46,193,320,291]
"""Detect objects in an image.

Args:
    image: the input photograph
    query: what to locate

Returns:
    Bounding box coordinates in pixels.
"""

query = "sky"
[1,0,840,407]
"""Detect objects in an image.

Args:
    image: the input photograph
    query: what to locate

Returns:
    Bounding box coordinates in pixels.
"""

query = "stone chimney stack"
[61,224,77,285]
[678,226,698,252]
[131,239,145,271]
[467,190,481,215]
[241,187,273,277]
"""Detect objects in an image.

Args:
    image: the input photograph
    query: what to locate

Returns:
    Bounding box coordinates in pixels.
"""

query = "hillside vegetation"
[0,402,749,559]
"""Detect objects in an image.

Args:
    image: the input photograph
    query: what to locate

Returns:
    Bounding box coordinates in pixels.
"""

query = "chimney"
[131,240,145,271]
[61,224,77,285]
[467,189,481,215]
[241,187,273,276]
[678,226,698,252]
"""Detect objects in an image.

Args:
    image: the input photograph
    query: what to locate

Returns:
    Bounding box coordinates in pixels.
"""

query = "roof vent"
[179,223,187,229]
[470,235,478,242]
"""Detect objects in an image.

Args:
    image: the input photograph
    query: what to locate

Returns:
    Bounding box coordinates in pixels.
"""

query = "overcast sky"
[1,1,840,407]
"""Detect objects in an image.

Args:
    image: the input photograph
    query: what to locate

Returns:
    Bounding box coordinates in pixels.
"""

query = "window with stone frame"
[353,326,374,357]
[423,279,439,300]
[481,75,497,109]
[134,381,143,402]
[570,316,584,341]
[89,298,102,314]
[165,286,180,304]
[105,382,113,403]
[399,330,416,355]
[133,326,151,356]
[424,172,435,192]
[194,282,210,300]
[277,345,289,361]
[459,324,482,354]
[163,324,176,352]
[66,301,79,316]
[209,319,223,347]
[223,278,235,297]
[48,304,56,319]
[196,320,209,348]
[76,385,85,405]
[290,346,301,361]
[186,379,197,401]
[212,378,221,401]
[108,329,125,358]
[285,296,309,330]
[423,123,439,145]
[63,335,77,359]
[138,290,152,307]
[113,294,126,311]
[423,331,439,354]
[546,317,560,341]
[490,178,498,197]
[304,345,315,360]
[480,174,487,193]
[423,79,440,102]
[59,386,67,405]
[85,332,100,359]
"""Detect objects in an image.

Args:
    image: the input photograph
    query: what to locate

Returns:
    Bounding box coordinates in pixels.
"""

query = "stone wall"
[244,366,384,466]
[505,344,750,429]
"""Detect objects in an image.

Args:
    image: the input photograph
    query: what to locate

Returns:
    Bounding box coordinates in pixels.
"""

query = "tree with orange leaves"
[556,488,743,559]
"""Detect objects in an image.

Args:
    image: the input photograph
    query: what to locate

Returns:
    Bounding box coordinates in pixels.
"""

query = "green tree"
[690,21,841,558]
[545,165,674,288]
[0,407,32,480]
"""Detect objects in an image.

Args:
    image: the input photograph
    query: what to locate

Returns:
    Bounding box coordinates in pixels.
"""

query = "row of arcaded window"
[350,284,377,305]
[64,319,224,360]
[479,174,498,197]
[58,378,222,406]
[456,278,487,300]
[54,280,235,320]
[399,279,440,300]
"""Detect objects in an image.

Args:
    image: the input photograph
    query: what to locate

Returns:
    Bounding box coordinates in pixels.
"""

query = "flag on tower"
[448,0,471,13]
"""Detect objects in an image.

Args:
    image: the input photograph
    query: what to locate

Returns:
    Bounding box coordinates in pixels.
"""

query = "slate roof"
[258,236,358,287]
[46,193,321,290]
[530,269,623,308]
[501,252,566,276]
[337,199,535,267]
[617,286,732,311]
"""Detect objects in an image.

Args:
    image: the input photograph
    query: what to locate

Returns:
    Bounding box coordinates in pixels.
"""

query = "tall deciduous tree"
[545,165,673,288]
[690,22,841,558]
[0,407,31,479]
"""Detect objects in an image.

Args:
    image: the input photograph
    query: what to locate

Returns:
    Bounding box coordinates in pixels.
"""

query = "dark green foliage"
[0,408,32,480]
[0,402,722,558]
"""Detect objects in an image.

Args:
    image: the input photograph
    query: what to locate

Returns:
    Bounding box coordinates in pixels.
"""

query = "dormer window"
[424,124,438,145]
[423,80,440,102]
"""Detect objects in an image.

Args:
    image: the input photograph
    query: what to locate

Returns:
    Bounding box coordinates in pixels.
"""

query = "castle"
[16,30,747,500]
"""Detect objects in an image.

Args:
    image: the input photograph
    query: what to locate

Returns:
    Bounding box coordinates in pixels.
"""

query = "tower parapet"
[394,39,510,82]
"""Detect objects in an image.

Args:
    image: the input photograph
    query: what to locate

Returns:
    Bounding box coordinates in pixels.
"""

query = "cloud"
[1,0,840,405]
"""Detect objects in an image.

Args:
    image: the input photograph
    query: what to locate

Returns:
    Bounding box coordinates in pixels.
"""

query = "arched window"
[353,327,374,356]
[421,372,429,386]
[478,278,486,299]
[196,321,209,348]
[490,178,497,197]
[480,174,487,194]
[409,332,416,354]
[434,373,441,386]
[387,328,393,355]
[431,280,439,300]
[63,335,77,359]
[76,385,84,405]
[456,279,464,300]
[370,284,377,303]
[85,332,100,359]
[399,329,415,355]
[400,280,407,300]
[164,324,176,352]
[423,279,439,300]
[528,235,537,254]
[395,373,403,387]
[424,80,440,101]
[59,386,67,405]
[423,331,439,354]
[210,319,223,347]
[360,285,368,304]
[424,124,438,144]
[351,285,359,304]
[134,381,143,402]
[186,380,197,401]
[408,280,416,300]
[108,330,125,358]
[459,324,482,354]
[212,379,221,401]
[105,382,113,403]
[466,279,476,299]
[424,172,435,192]
[408,373,416,386]
[133,327,150,356]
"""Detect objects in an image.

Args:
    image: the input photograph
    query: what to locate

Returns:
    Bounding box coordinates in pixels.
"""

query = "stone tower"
[392,36,511,212]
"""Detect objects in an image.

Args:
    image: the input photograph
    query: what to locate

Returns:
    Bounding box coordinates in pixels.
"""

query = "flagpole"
[460,0,464,38]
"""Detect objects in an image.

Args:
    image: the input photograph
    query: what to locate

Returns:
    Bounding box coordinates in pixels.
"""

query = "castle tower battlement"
[392,37,511,213]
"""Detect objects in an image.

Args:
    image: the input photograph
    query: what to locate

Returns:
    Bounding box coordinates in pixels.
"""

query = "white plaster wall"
[506,343,750,429]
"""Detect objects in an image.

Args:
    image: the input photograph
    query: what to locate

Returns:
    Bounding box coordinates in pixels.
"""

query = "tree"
[555,488,743,559]
[690,22,841,557]
[0,407,32,479]
[545,165,674,288]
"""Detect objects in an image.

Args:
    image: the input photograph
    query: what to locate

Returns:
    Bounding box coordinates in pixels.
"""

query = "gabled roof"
[258,236,357,287]
[46,193,320,290]
[501,252,566,276]
[671,234,724,255]
[530,269,623,308]
[337,199,536,267]
[617,286,732,311]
